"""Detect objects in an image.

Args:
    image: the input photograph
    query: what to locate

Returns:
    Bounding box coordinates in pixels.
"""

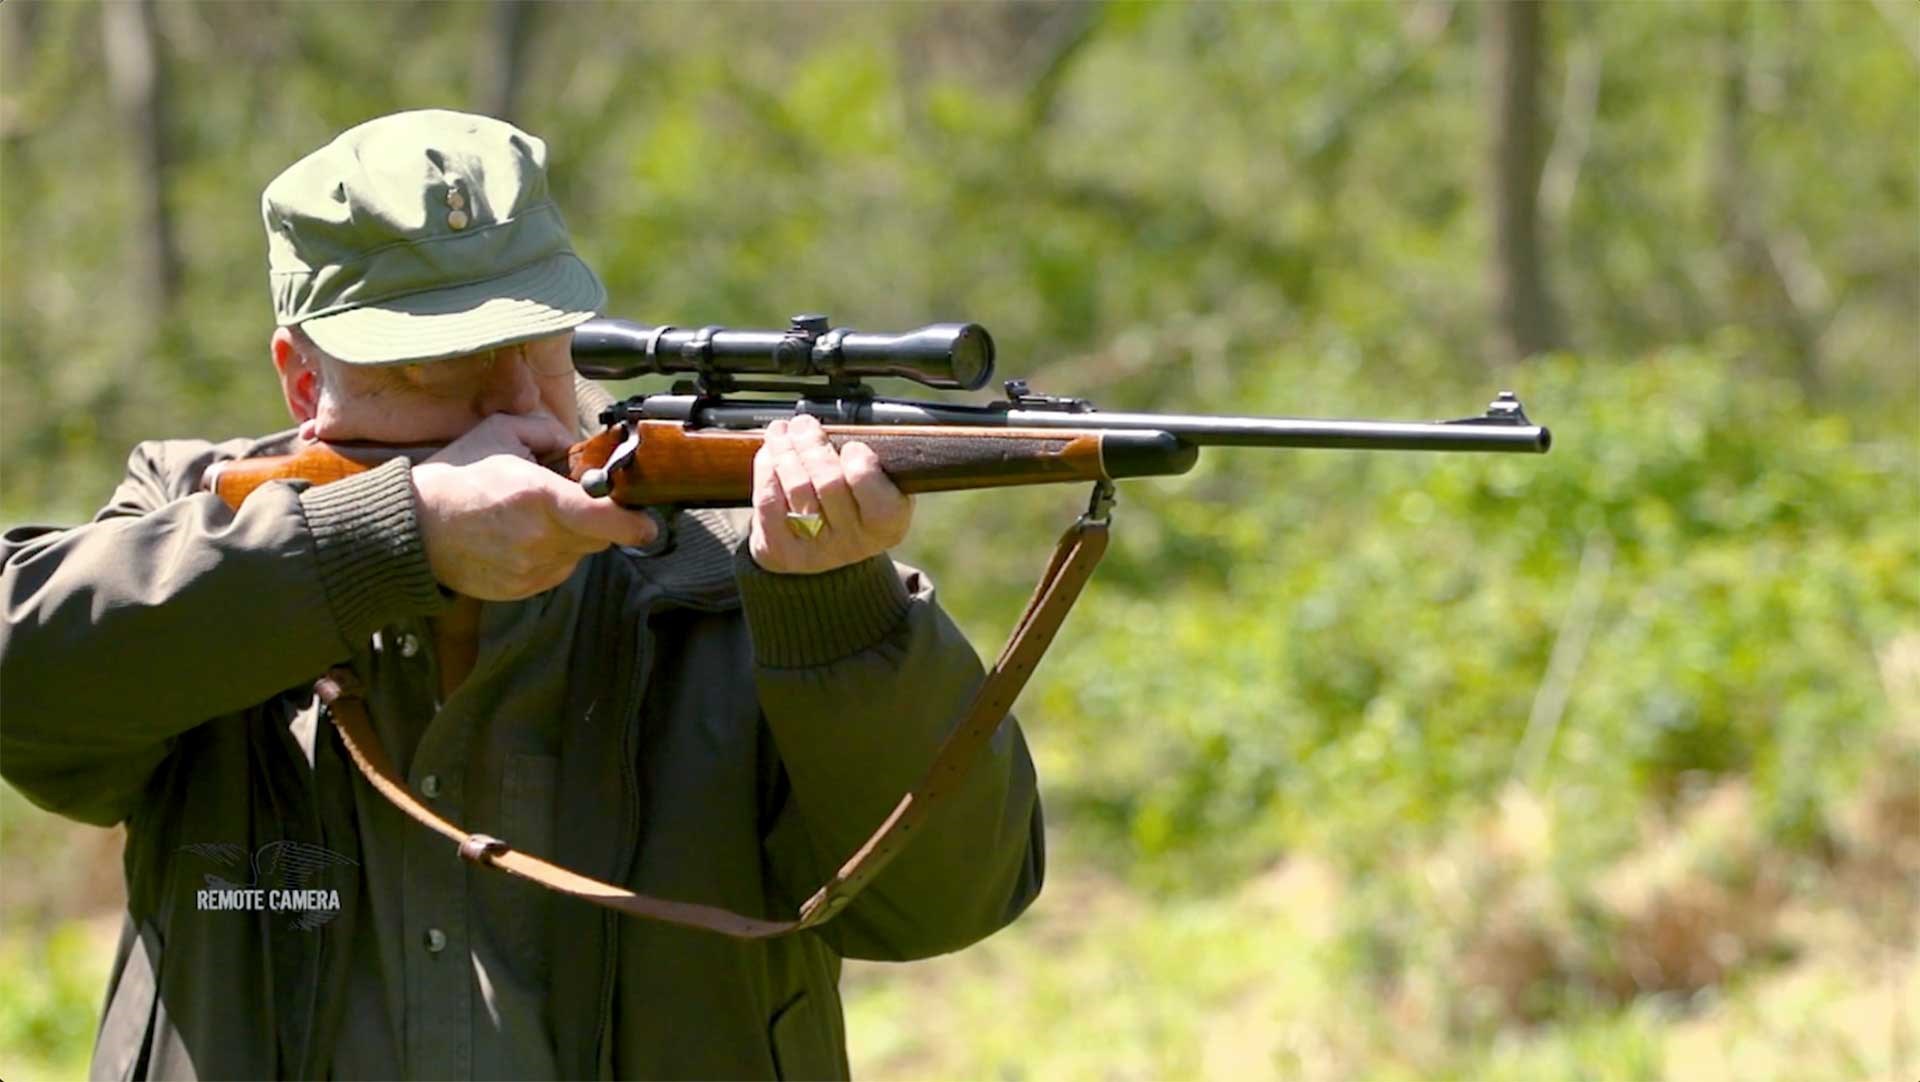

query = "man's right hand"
[411,413,658,600]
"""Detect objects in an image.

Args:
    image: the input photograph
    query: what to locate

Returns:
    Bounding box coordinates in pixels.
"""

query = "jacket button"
[423,928,447,954]
[420,774,441,798]
[399,634,421,658]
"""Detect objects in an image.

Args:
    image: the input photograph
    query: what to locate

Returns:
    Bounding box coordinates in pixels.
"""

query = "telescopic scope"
[571,314,995,390]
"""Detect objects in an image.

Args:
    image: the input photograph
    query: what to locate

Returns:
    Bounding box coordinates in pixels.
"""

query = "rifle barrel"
[633,396,1552,454]
[1008,409,1551,453]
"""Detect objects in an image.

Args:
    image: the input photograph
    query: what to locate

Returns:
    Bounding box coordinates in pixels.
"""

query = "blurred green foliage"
[2,2,1914,514]
[965,345,1918,888]
[2,1,1916,1078]
[0,920,110,1082]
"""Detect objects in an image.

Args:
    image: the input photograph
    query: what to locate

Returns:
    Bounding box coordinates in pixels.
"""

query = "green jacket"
[0,399,1044,1079]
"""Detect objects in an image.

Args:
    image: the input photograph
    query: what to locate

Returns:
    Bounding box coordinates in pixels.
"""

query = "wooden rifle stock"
[204,423,1198,511]
[204,442,411,510]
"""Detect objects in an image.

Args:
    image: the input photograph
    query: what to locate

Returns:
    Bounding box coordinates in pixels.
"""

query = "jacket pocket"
[91,921,159,1082]
[768,992,838,1081]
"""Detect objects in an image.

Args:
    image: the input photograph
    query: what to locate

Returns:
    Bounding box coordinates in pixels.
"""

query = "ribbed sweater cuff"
[298,457,446,644]
[733,547,913,668]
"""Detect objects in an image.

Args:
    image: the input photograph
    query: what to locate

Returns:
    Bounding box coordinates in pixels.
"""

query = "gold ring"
[785,512,826,539]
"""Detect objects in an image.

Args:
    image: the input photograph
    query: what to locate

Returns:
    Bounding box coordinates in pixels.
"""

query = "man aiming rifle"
[0,109,1044,1080]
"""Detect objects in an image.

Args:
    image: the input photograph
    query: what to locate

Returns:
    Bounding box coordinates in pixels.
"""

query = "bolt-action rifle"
[216,314,1552,941]
[207,313,1550,521]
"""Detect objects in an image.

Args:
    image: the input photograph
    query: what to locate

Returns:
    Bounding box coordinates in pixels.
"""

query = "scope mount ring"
[684,326,734,395]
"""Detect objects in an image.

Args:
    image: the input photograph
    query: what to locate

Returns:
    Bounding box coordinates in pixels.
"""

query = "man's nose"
[476,345,541,415]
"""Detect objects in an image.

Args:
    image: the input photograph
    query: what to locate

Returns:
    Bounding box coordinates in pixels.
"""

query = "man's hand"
[749,414,913,574]
[412,412,658,600]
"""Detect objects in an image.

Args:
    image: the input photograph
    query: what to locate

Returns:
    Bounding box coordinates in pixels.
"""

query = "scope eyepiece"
[571,314,995,391]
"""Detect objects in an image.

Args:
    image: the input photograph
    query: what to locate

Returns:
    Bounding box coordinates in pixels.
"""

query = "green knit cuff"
[298,457,446,645]
[733,547,913,668]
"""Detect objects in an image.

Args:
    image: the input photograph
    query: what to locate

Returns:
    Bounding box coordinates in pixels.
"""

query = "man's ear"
[271,326,321,425]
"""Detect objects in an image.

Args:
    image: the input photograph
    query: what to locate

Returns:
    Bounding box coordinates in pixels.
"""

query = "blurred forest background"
[2,1,1916,1078]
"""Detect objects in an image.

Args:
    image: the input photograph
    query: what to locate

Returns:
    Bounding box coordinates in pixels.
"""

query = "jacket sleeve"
[737,548,1045,961]
[0,439,445,825]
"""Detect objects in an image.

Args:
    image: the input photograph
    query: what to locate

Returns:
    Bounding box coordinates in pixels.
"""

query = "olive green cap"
[262,109,606,365]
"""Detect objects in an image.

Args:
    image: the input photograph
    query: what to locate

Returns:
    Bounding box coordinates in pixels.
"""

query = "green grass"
[843,852,1918,1081]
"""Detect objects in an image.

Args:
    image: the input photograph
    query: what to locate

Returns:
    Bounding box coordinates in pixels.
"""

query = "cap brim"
[299,252,607,365]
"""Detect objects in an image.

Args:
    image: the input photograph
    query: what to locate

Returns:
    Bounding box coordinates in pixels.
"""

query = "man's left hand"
[748,414,912,574]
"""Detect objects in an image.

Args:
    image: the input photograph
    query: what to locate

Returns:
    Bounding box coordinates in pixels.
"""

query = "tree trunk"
[1485,0,1562,363]
[473,0,538,122]
[0,1,41,141]
[101,0,181,324]
[1711,0,1825,391]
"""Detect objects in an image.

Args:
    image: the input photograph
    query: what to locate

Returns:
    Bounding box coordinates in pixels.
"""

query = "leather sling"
[315,501,1111,940]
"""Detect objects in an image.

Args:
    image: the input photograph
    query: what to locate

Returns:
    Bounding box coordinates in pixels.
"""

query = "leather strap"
[317,504,1110,940]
